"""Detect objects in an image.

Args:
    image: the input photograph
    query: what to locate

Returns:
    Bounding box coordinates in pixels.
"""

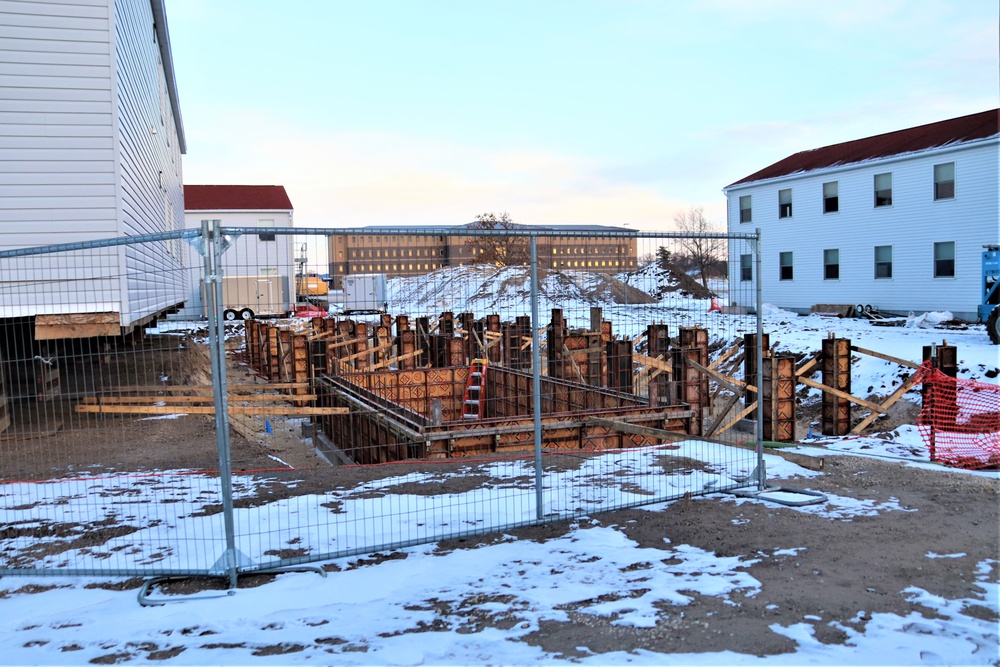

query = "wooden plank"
[105,383,311,393]
[796,354,821,377]
[704,392,742,437]
[798,375,885,413]
[324,335,371,351]
[368,348,423,370]
[562,344,587,383]
[849,374,921,434]
[685,357,756,393]
[851,345,921,370]
[520,325,549,351]
[82,394,318,405]
[633,352,673,375]
[712,401,757,437]
[35,311,120,340]
[587,417,687,441]
[337,342,391,365]
[708,342,741,370]
[75,405,349,416]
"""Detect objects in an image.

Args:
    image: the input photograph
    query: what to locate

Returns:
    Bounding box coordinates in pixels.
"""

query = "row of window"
[350,263,445,272]
[350,235,448,244]
[739,241,956,281]
[738,162,956,222]
[549,260,633,268]
[352,248,446,258]
[552,246,629,255]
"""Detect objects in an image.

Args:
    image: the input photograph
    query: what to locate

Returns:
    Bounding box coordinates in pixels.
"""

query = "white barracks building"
[724,109,999,321]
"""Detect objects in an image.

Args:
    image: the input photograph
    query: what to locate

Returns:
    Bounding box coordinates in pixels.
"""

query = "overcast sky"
[167,0,999,232]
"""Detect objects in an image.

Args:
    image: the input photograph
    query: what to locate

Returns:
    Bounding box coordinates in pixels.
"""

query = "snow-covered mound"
[385,265,656,317]
[616,262,717,300]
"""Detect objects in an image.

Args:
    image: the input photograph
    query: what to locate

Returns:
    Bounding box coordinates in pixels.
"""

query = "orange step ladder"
[462,359,488,419]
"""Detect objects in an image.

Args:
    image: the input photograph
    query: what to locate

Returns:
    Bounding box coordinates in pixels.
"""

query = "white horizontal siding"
[114,0,185,323]
[0,0,187,328]
[727,140,1000,320]
[0,207,118,223]
[0,0,116,281]
[0,0,106,19]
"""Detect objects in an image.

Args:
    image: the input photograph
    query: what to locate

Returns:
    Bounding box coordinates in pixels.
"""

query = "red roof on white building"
[727,109,999,187]
[184,185,293,211]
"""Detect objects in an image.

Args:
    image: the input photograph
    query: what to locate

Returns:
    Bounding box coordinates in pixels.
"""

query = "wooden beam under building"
[35,312,121,340]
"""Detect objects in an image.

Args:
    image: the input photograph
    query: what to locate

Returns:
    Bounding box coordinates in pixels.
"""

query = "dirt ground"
[2,331,998,660]
[510,456,999,658]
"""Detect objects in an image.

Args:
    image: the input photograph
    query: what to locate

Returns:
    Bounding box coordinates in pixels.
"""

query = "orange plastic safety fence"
[915,362,1000,469]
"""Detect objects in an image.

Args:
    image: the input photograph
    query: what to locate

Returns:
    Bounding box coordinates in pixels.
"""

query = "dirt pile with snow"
[616,262,718,300]
[385,265,656,315]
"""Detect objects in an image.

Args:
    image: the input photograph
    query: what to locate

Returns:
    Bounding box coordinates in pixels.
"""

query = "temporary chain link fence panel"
[213,226,765,575]
[0,224,764,581]
[0,229,235,577]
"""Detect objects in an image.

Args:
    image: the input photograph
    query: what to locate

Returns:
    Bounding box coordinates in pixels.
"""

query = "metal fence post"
[203,219,240,587]
[754,227,766,491]
[529,234,544,520]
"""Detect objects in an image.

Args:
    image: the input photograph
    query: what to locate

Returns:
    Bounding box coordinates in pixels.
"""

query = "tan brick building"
[328,225,638,288]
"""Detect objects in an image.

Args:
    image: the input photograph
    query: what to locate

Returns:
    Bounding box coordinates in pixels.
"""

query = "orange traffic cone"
[708,298,721,312]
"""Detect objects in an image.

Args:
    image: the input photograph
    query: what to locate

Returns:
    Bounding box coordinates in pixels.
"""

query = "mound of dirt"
[650,266,717,300]
[538,270,657,305]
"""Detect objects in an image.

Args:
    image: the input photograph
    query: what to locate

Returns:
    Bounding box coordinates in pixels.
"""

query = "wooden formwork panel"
[608,340,632,393]
[821,337,852,436]
[244,320,259,369]
[762,355,796,442]
[744,332,770,406]
[322,365,694,464]
[424,410,688,459]
[343,367,468,422]
[485,314,502,364]
[488,367,651,418]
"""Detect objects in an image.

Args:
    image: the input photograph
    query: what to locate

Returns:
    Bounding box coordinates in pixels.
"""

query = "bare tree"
[466,212,529,266]
[673,206,726,290]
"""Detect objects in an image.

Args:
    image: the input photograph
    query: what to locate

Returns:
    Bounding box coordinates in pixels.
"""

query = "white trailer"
[343,274,387,314]
[203,276,290,321]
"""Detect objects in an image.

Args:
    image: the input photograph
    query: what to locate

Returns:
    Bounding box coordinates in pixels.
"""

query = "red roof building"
[723,109,999,321]
[184,185,293,211]
[728,109,998,187]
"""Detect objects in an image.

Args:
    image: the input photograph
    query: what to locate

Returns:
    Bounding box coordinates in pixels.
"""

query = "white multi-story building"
[724,109,999,321]
[182,185,295,319]
[0,0,186,339]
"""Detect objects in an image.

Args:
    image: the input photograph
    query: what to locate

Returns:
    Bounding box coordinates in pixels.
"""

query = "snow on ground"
[17,271,996,664]
[1,448,996,665]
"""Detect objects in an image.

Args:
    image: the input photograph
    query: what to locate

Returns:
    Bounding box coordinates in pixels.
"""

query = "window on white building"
[874,245,893,278]
[258,219,275,242]
[934,241,955,278]
[778,189,792,218]
[824,248,839,279]
[934,162,955,200]
[823,181,839,213]
[874,173,892,207]
[739,195,752,223]
[779,251,793,280]
[740,254,753,281]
